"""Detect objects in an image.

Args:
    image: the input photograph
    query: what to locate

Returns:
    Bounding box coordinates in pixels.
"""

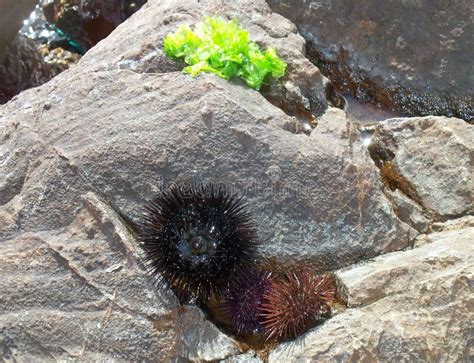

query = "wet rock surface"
[267,0,474,122]
[0,0,73,104]
[0,0,472,360]
[1,0,147,105]
[0,0,81,105]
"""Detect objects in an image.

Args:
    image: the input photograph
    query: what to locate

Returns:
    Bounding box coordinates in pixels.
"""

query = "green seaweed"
[163,16,286,90]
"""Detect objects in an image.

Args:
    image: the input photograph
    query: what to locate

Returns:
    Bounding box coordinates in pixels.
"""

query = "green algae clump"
[163,16,287,90]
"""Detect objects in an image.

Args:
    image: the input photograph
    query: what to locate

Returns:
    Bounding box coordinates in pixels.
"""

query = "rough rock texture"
[221,352,263,363]
[0,66,416,270]
[0,0,472,361]
[370,116,473,223]
[0,192,240,361]
[0,0,417,271]
[270,220,474,362]
[267,0,474,121]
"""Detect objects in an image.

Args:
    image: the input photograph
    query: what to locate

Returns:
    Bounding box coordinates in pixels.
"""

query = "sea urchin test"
[259,271,336,341]
[138,183,259,301]
[163,16,287,90]
[219,268,273,335]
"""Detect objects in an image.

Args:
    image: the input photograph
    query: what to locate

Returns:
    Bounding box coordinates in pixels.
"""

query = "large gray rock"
[0,193,240,361]
[267,0,474,121]
[369,116,473,222]
[0,72,415,269]
[0,0,471,360]
[270,219,474,362]
[0,0,416,271]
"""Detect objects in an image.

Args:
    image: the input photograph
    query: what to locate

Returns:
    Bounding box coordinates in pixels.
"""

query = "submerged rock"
[0,0,80,104]
[20,2,82,54]
[1,0,147,104]
[267,0,474,122]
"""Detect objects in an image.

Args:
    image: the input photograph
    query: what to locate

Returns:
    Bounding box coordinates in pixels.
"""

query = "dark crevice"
[261,93,316,133]
[359,126,426,233]
[368,141,422,205]
[278,119,313,135]
[367,140,430,234]
[324,82,346,110]
[97,195,342,354]
[305,41,403,121]
[0,172,26,207]
[305,42,377,103]
[259,76,326,135]
[367,138,471,228]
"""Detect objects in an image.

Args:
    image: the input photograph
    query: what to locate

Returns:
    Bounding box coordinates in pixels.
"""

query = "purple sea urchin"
[138,183,258,301]
[219,269,273,335]
[259,271,336,341]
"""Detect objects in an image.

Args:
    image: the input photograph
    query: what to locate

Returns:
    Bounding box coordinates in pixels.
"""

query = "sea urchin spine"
[219,269,273,335]
[138,182,259,301]
[259,271,336,341]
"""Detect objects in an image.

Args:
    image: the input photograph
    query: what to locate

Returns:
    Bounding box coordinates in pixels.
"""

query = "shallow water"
[342,93,402,125]
[20,2,52,42]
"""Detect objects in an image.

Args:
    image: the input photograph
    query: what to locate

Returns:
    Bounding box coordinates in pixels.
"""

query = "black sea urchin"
[138,183,258,301]
[259,271,336,341]
[219,269,273,335]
